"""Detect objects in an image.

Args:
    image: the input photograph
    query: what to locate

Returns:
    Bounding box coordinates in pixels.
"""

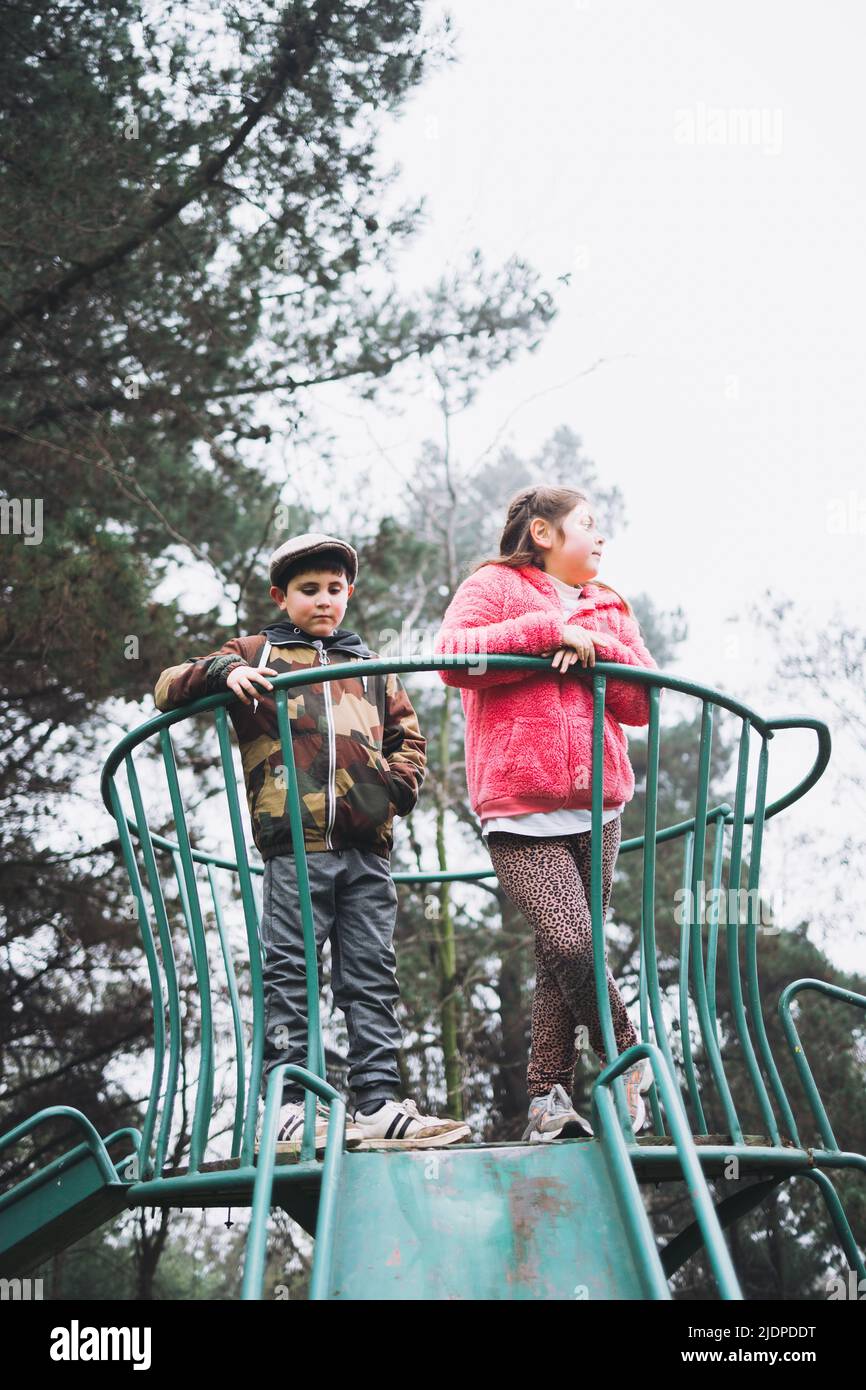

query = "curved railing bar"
[101,658,831,843]
[0,1127,142,1219]
[760,717,833,820]
[588,675,631,1135]
[686,703,741,1139]
[678,830,705,1128]
[798,1169,866,1285]
[704,811,726,1039]
[744,736,801,1147]
[659,1168,865,1286]
[160,728,215,1173]
[592,1042,742,1299]
[213,704,267,1169]
[274,686,329,1146]
[123,751,182,1180]
[0,1107,127,1205]
[638,687,671,1136]
[241,1064,346,1301]
[725,722,779,1142]
[106,770,169,1183]
[779,979,866,1152]
[206,862,247,1158]
[102,805,748,876]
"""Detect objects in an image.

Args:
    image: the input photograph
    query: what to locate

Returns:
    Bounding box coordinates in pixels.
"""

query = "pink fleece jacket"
[433,564,657,819]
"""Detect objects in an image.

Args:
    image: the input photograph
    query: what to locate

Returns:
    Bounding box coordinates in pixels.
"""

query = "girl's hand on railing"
[549,624,597,672]
[227,665,278,705]
[547,628,594,675]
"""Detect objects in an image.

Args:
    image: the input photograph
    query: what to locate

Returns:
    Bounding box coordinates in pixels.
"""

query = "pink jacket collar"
[515,565,611,614]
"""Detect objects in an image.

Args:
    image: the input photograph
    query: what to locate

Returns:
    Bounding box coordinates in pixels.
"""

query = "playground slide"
[320,1138,655,1300]
[0,1130,136,1278]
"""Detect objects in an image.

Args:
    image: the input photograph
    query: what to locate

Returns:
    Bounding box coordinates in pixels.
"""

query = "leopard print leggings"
[487,816,638,1098]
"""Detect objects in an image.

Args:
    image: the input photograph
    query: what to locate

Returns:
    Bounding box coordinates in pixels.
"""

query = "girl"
[434,486,656,1140]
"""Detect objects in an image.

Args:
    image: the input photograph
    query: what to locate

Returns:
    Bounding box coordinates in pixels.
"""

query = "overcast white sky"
[314,0,866,664]
[286,0,865,966]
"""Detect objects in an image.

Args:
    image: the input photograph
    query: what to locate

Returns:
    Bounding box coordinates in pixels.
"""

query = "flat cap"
[269,532,358,589]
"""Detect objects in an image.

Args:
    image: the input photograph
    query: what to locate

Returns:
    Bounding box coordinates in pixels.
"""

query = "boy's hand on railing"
[226,665,278,705]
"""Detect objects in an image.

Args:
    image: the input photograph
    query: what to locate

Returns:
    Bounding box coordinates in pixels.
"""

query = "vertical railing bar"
[640,686,670,1137]
[274,686,326,1164]
[107,767,164,1184]
[171,850,198,974]
[160,726,214,1174]
[744,735,800,1145]
[684,701,712,1131]
[206,861,246,1159]
[688,704,742,1142]
[799,1170,866,1284]
[725,721,778,1138]
[593,1045,743,1299]
[778,983,839,1152]
[705,813,725,1033]
[214,705,266,1168]
[590,674,631,1135]
[125,750,182,1179]
[169,847,209,1163]
[637,939,651,1073]
[678,829,707,1129]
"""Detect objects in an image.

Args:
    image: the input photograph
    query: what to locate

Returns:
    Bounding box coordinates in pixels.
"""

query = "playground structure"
[1,654,864,1300]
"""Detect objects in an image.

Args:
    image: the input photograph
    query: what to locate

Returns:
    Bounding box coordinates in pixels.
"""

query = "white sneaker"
[255,1099,363,1155]
[352,1097,471,1148]
[522,1084,594,1142]
[623,1058,654,1133]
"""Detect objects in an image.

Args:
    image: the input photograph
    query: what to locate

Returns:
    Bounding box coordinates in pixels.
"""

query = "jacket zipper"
[259,633,367,852]
[251,640,272,716]
[313,641,337,851]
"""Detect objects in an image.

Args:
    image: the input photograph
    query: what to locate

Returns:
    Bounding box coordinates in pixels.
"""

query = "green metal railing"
[242,1064,347,1301]
[772,978,866,1275]
[0,1110,134,1205]
[86,652,860,1297]
[779,979,866,1151]
[591,1042,742,1299]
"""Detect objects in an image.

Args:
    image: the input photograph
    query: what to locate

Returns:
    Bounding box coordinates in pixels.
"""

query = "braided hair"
[468,485,636,620]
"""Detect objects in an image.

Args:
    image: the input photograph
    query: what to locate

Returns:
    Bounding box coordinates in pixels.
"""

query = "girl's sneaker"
[624,1058,654,1133]
[255,1099,363,1156]
[522,1084,594,1142]
[352,1097,470,1148]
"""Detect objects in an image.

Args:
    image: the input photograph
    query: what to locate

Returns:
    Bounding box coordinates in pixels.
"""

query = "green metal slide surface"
[0,1155,132,1279]
[323,1140,652,1301]
[0,1113,139,1278]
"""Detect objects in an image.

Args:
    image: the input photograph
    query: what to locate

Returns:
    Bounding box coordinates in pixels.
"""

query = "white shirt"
[481,571,624,839]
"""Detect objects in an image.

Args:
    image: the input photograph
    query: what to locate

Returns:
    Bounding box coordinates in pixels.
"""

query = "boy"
[154,532,470,1151]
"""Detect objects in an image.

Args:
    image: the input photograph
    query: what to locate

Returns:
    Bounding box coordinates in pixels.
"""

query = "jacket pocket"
[497,714,571,801]
[331,737,395,841]
[564,708,634,806]
[372,750,412,814]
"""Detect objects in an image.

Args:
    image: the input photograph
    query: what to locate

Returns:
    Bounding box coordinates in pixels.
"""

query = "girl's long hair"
[469,485,636,620]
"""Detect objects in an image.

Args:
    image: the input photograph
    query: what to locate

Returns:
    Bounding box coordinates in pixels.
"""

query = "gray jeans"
[259,848,403,1108]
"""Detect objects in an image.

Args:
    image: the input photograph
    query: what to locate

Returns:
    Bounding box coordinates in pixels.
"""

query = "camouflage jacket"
[153,619,427,861]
